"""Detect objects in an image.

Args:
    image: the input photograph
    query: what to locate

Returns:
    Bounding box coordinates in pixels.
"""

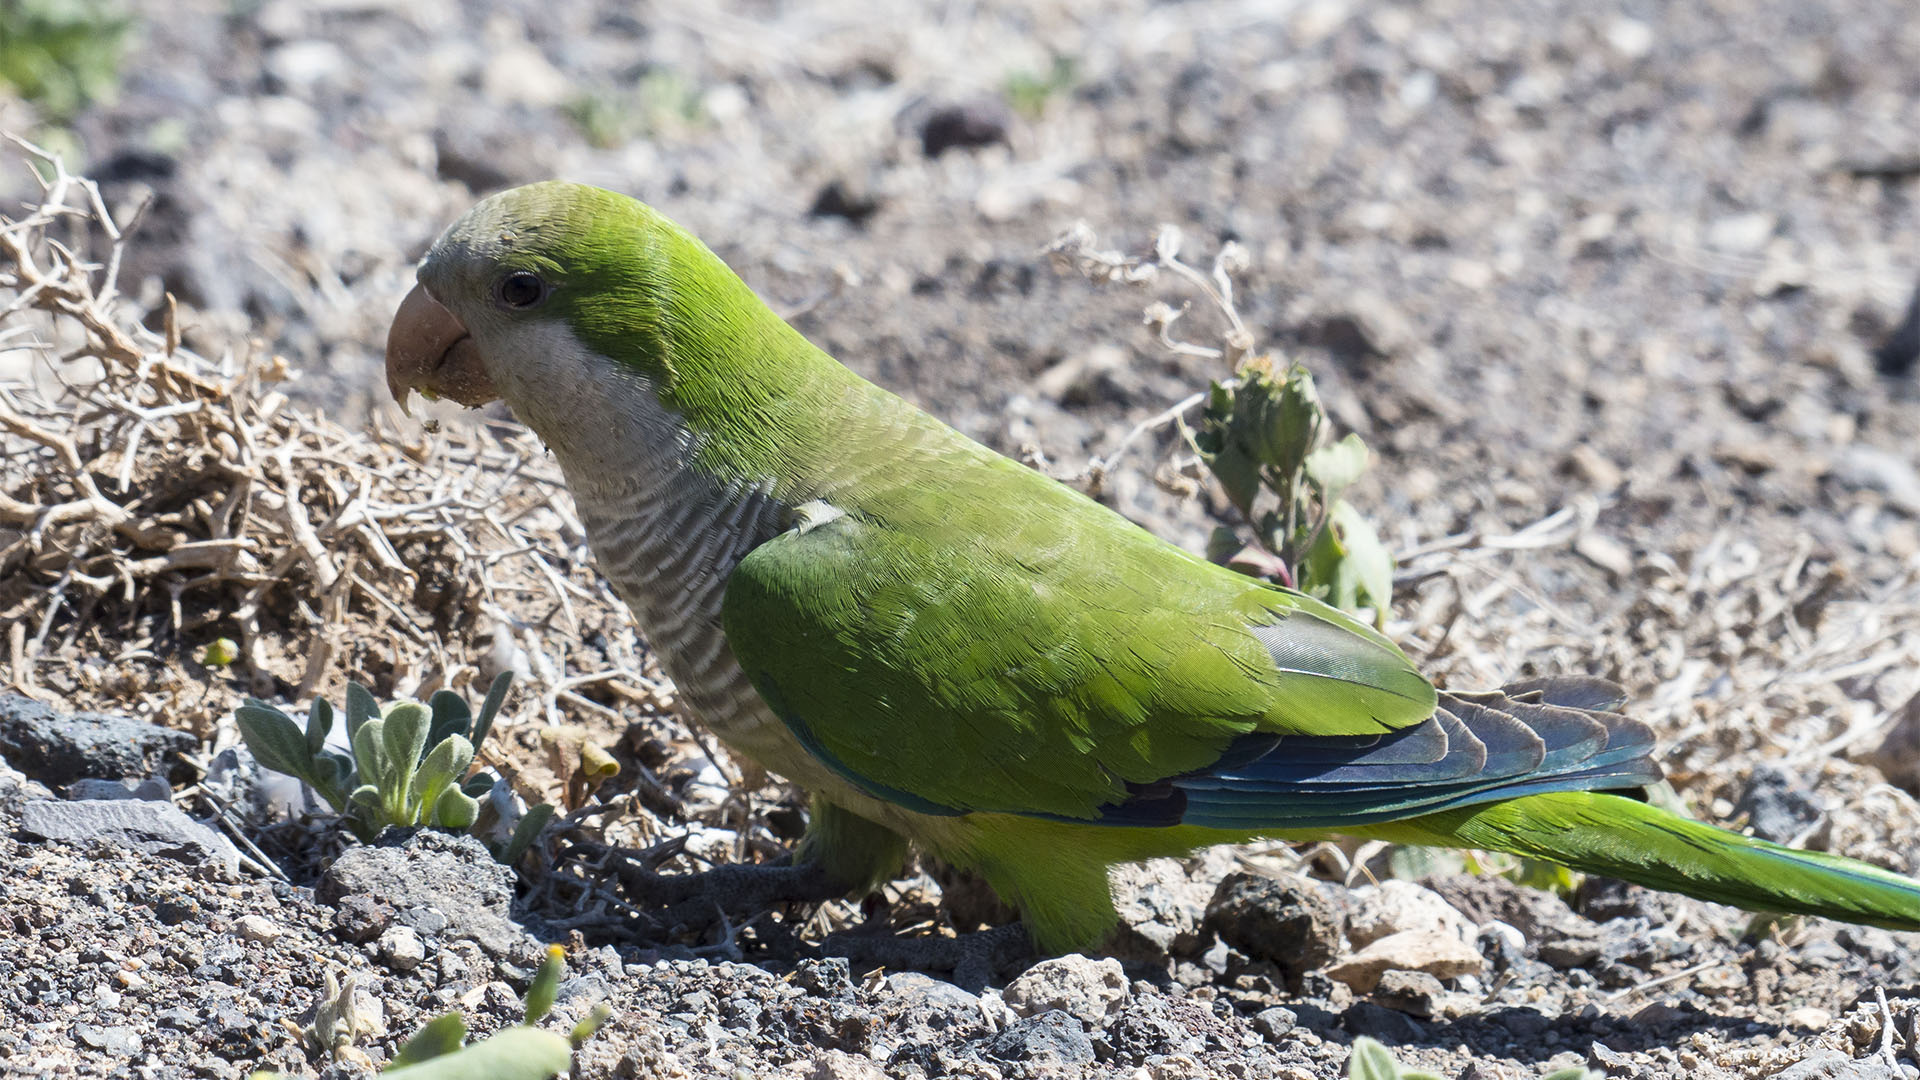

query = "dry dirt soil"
[5,0,1920,1078]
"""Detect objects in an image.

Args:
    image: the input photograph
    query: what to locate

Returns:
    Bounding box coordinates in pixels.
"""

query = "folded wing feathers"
[1099,676,1662,830]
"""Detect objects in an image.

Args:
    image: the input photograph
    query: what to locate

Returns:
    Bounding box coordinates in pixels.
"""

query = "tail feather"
[1381,790,1920,931]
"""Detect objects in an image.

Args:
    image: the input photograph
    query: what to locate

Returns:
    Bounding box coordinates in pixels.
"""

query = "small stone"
[985,1009,1096,1068]
[1575,878,1680,924]
[1253,1006,1297,1041]
[1589,1042,1635,1071]
[481,43,571,108]
[73,1024,141,1055]
[66,777,171,801]
[793,957,854,998]
[318,831,525,958]
[1785,1007,1834,1030]
[1003,955,1129,1025]
[920,98,1012,158]
[379,926,426,972]
[1866,691,1920,793]
[0,696,195,787]
[232,914,281,943]
[1324,930,1485,994]
[1370,970,1448,1018]
[1565,445,1625,491]
[266,40,347,91]
[884,970,980,1012]
[804,1049,887,1080]
[1873,276,1920,376]
[1497,1007,1554,1037]
[1538,935,1603,969]
[1706,212,1775,255]
[1769,1049,1896,1080]
[1111,849,1235,961]
[1427,873,1596,950]
[1605,17,1654,59]
[1734,764,1827,843]
[1308,290,1414,362]
[1575,532,1635,581]
[808,180,881,225]
[1834,446,1920,515]
[1343,1001,1425,1042]
[332,893,392,944]
[1478,921,1527,970]
[20,799,240,876]
[156,900,200,926]
[1346,880,1476,948]
[1205,871,1345,976]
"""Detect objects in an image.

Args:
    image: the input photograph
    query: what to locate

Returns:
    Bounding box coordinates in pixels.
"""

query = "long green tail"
[1372,790,1920,930]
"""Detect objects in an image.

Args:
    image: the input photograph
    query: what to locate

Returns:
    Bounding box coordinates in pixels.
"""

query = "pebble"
[1346,880,1477,947]
[804,1050,888,1080]
[1002,955,1129,1026]
[1343,1001,1426,1042]
[1205,872,1346,975]
[1324,930,1485,994]
[986,1009,1096,1068]
[231,915,282,943]
[379,926,426,972]
[1253,1006,1297,1041]
[1370,970,1449,1018]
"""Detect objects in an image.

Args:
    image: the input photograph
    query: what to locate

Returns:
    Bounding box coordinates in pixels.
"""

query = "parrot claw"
[822,921,1033,993]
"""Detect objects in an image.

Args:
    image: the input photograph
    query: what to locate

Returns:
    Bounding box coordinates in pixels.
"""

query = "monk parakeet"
[386,182,1920,956]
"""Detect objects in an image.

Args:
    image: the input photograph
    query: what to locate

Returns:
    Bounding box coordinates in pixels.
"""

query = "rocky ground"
[5,0,1920,1077]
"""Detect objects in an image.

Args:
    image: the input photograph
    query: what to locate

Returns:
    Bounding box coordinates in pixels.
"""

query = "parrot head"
[385,181,685,418]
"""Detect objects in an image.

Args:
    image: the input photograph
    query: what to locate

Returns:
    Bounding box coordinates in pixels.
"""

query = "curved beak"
[385,283,498,416]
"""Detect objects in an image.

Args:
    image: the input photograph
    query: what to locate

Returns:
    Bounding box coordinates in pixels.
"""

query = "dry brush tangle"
[0,137,667,738]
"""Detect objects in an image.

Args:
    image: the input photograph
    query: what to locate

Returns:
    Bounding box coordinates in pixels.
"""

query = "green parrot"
[386,181,1920,957]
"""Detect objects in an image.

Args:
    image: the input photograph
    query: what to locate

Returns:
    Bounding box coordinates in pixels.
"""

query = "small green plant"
[0,0,133,121]
[1195,357,1393,623]
[254,944,611,1077]
[564,68,705,148]
[1348,1038,1594,1080]
[1046,223,1394,626]
[1003,54,1077,117]
[236,672,552,860]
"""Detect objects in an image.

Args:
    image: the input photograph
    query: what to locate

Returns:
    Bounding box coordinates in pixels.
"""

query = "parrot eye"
[494,271,548,310]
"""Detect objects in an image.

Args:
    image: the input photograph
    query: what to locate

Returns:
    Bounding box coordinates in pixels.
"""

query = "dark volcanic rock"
[984,1009,1096,1069]
[20,798,239,875]
[0,695,195,787]
[1205,871,1345,977]
[317,829,531,961]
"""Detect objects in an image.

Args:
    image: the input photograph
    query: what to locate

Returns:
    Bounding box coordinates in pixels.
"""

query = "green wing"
[719,479,1435,821]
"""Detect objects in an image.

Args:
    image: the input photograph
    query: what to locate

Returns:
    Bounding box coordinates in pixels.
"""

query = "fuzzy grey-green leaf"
[304,696,334,755]
[351,716,388,800]
[344,681,379,744]
[471,670,514,752]
[235,703,314,780]
[390,1012,467,1066]
[382,1026,571,1080]
[1304,432,1369,506]
[413,735,474,821]
[1347,1038,1401,1080]
[499,802,555,865]
[427,689,471,747]
[432,786,480,830]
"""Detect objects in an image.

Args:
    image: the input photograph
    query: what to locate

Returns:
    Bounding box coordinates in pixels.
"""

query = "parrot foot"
[609,837,848,938]
[822,921,1034,992]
